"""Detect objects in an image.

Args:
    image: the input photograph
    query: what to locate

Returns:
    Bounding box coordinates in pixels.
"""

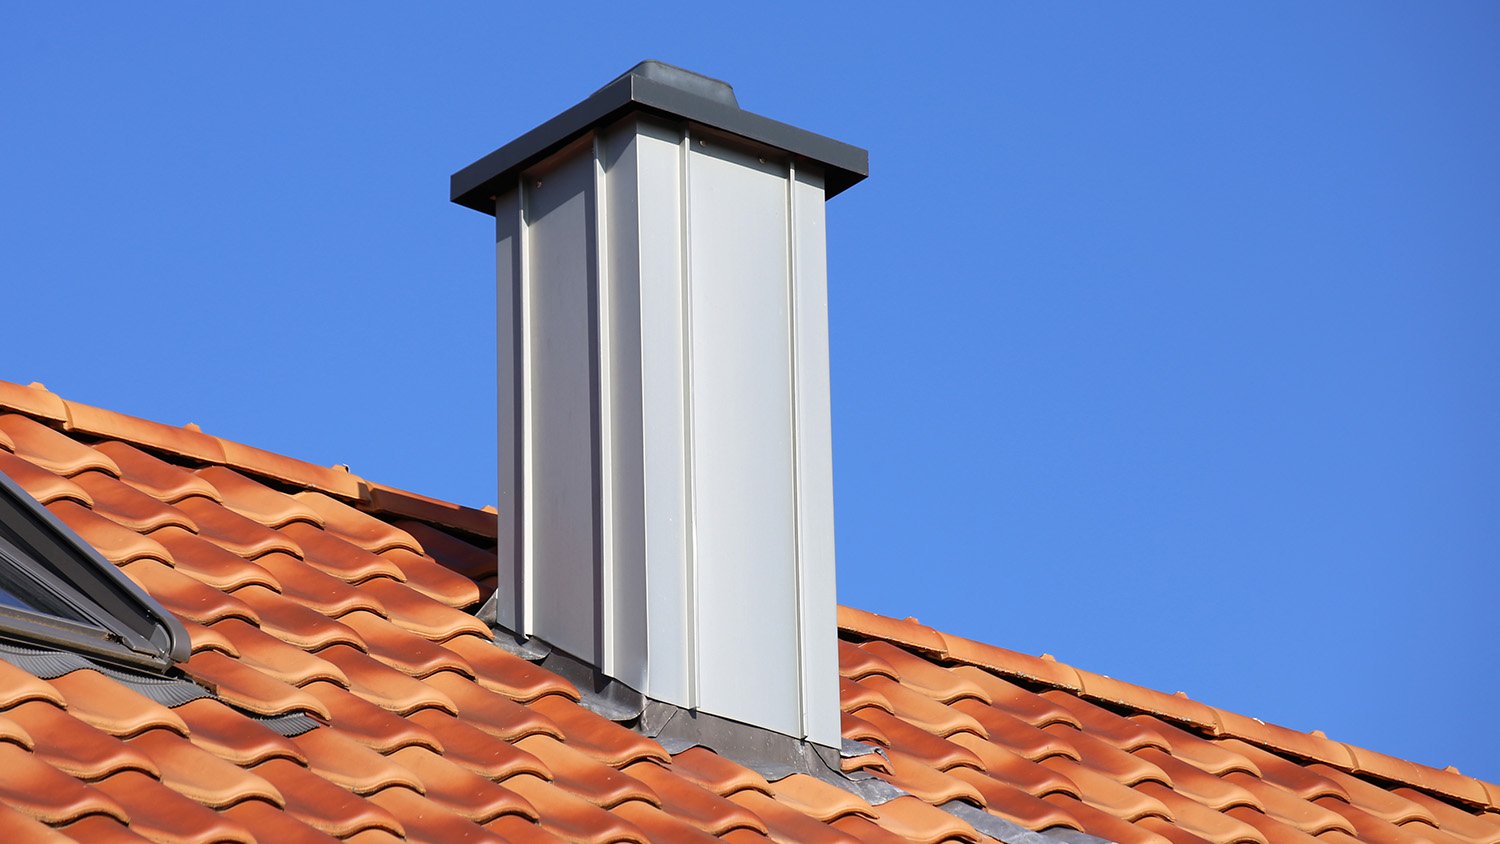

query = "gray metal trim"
[941,801,1119,844]
[482,625,1111,844]
[255,712,322,738]
[0,641,209,707]
[0,641,323,737]
[451,60,868,214]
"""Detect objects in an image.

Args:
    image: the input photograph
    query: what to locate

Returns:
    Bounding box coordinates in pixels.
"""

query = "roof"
[0,376,1494,844]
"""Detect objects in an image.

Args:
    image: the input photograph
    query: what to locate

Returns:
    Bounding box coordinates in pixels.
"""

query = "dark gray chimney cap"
[450,60,868,214]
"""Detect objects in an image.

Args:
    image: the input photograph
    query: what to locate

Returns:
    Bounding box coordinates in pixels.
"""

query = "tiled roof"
[0,377,1495,844]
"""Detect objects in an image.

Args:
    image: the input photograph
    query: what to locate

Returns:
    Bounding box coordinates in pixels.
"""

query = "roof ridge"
[837,605,1500,812]
[0,378,495,541]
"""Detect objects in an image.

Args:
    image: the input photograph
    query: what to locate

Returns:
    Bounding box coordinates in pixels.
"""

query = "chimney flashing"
[450,60,868,214]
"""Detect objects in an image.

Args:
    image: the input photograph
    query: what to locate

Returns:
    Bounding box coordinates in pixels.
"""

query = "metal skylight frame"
[0,469,188,672]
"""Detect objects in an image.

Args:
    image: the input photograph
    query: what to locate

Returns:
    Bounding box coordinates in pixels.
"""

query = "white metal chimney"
[452,61,866,747]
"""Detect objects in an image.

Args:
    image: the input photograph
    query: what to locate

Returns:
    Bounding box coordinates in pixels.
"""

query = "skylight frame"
[0,469,188,672]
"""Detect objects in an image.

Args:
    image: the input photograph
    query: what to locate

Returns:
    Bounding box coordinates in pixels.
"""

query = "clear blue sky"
[3,5,1496,780]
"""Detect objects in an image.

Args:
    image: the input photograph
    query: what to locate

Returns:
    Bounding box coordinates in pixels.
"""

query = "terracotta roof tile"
[127,727,284,808]
[197,465,325,528]
[72,471,198,533]
[948,767,1085,831]
[0,656,68,709]
[952,698,1080,761]
[861,795,983,844]
[301,681,445,754]
[357,576,491,641]
[0,742,129,825]
[5,700,159,781]
[858,675,988,739]
[365,483,497,540]
[252,757,406,838]
[407,708,551,780]
[1221,772,1356,836]
[121,558,258,624]
[295,491,423,553]
[0,381,67,422]
[3,805,80,843]
[527,693,669,766]
[291,726,425,795]
[856,707,986,771]
[210,617,350,688]
[391,519,496,581]
[1042,795,1176,844]
[49,669,188,738]
[91,769,257,842]
[174,698,306,767]
[840,638,900,681]
[523,735,660,808]
[859,639,990,702]
[738,789,872,843]
[0,379,1493,844]
[381,546,483,608]
[879,748,989,805]
[757,772,870,821]
[177,495,305,558]
[609,799,724,843]
[1044,722,1173,786]
[0,413,119,476]
[251,550,384,615]
[1041,757,1173,822]
[670,746,773,797]
[340,610,474,678]
[152,527,282,592]
[837,606,948,656]
[0,711,32,749]
[1134,747,1262,813]
[57,814,156,843]
[182,650,331,718]
[0,450,91,505]
[48,500,172,565]
[481,814,571,844]
[946,733,1082,799]
[214,437,364,499]
[230,584,365,650]
[501,773,652,844]
[281,520,405,582]
[388,745,539,822]
[220,798,343,844]
[95,440,223,503]
[316,644,458,715]
[364,785,511,843]
[624,757,770,835]
[441,631,579,702]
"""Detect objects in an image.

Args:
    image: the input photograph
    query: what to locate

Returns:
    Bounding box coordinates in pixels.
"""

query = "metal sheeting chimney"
[452,61,867,746]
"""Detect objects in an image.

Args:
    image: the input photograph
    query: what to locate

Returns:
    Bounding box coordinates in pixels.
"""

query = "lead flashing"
[450,60,868,214]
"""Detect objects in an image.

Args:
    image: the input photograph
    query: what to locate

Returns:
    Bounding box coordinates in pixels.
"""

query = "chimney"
[452,61,866,747]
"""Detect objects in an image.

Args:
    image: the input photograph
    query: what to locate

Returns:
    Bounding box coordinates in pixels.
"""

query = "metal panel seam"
[518,178,535,636]
[592,132,615,676]
[785,158,808,739]
[679,124,699,709]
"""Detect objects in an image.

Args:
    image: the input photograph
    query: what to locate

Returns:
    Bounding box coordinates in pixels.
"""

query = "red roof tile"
[0,379,1494,843]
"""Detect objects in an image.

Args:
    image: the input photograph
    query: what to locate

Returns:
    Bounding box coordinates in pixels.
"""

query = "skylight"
[0,469,187,671]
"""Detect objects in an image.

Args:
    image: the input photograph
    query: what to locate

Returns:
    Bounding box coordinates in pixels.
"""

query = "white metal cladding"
[495,115,839,746]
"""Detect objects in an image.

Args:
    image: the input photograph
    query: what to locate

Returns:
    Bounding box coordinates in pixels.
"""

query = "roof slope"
[0,378,1493,844]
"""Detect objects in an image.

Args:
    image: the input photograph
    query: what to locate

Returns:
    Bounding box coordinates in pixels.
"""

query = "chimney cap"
[450,60,868,214]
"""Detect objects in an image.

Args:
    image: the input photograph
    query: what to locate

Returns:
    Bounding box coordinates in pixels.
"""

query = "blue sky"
[2,5,1496,780]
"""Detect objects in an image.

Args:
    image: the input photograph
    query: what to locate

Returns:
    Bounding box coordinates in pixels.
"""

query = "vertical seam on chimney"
[592,132,615,676]
[679,125,699,709]
[518,177,536,637]
[786,157,808,739]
